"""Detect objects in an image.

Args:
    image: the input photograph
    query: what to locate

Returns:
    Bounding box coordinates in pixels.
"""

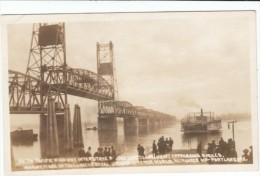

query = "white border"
[0,1,260,176]
[0,1,259,14]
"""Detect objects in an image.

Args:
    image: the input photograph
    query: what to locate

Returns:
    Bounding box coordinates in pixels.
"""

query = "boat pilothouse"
[181,109,222,133]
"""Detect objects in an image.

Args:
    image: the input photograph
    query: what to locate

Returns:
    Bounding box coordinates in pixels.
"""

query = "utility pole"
[227,121,237,141]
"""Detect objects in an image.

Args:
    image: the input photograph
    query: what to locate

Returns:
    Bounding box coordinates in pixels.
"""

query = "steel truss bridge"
[99,101,175,119]
[9,69,175,120]
[8,23,175,122]
[9,67,112,114]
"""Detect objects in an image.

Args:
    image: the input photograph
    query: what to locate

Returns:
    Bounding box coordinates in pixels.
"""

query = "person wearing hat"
[242,148,250,163]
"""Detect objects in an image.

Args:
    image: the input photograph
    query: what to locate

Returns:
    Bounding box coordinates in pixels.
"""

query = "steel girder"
[99,101,136,117]
[9,70,44,114]
[43,66,113,100]
[99,101,176,120]
[9,67,114,114]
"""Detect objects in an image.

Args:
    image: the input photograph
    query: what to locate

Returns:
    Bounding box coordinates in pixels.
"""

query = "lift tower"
[97,41,118,130]
[26,23,67,112]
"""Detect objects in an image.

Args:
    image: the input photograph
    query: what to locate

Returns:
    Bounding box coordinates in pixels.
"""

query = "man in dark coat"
[197,141,203,162]
[152,140,157,157]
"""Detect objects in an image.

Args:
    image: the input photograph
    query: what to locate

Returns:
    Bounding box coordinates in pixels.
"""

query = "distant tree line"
[220,112,251,121]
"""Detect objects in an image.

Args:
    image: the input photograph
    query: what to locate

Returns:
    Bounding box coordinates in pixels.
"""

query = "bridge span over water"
[9,23,176,157]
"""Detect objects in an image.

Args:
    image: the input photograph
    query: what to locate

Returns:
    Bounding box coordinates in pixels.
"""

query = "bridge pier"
[73,104,84,147]
[40,114,47,158]
[138,118,149,126]
[63,105,73,151]
[138,118,150,134]
[124,117,138,128]
[56,114,66,155]
[149,119,157,126]
[40,99,76,158]
[98,116,118,131]
[124,117,139,135]
[46,97,59,158]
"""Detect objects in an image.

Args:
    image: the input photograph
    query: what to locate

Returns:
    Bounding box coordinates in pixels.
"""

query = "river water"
[11,119,252,161]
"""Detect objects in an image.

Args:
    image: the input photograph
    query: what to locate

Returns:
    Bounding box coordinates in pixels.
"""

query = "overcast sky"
[8,12,255,125]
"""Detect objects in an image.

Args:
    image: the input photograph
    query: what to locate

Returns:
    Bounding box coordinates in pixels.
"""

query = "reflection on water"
[181,132,222,150]
[138,126,149,135]
[98,131,118,147]
[12,119,252,160]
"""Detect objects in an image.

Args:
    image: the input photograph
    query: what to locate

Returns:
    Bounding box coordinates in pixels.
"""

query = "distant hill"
[220,113,251,121]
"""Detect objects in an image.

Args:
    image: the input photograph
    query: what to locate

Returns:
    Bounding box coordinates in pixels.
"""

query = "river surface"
[11,119,252,161]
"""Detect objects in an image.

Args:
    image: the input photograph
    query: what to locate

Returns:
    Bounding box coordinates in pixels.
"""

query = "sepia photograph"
[1,8,259,176]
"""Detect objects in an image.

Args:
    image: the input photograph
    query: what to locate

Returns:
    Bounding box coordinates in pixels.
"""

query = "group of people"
[78,146,117,161]
[197,138,253,164]
[152,136,174,157]
[197,138,238,160]
[215,138,237,158]
[137,136,174,161]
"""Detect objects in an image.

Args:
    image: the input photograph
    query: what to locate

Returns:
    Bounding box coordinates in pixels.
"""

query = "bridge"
[9,23,176,158]
[9,67,112,114]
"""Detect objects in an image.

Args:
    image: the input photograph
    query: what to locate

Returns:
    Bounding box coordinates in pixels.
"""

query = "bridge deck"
[10,107,64,114]
[47,84,112,101]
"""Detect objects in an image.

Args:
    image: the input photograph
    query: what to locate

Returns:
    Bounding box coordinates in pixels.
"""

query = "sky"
[7,12,256,125]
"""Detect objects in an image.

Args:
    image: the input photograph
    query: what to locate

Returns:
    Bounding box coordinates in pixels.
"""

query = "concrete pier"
[40,114,47,158]
[98,116,118,131]
[56,114,65,155]
[124,117,139,135]
[64,104,74,151]
[149,119,157,126]
[138,118,149,126]
[124,117,138,128]
[73,104,84,148]
[46,97,59,158]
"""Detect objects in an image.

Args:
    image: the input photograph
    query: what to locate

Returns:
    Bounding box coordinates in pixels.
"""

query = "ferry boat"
[181,109,222,133]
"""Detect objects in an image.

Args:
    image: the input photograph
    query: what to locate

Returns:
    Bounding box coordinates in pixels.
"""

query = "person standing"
[137,144,142,160]
[197,141,203,162]
[152,140,157,157]
[103,147,109,157]
[140,145,145,158]
[206,143,211,154]
[111,146,117,161]
[249,146,253,163]
[211,140,216,154]
[169,137,174,151]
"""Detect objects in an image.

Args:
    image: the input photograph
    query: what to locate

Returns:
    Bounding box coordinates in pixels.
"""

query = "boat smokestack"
[201,108,203,116]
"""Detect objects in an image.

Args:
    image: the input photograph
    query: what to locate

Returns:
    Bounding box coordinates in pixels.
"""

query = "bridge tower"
[97,42,118,130]
[26,23,68,111]
[26,23,69,157]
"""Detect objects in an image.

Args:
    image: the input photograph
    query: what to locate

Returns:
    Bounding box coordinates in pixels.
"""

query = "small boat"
[85,127,97,131]
[11,128,38,142]
[181,109,222,133]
